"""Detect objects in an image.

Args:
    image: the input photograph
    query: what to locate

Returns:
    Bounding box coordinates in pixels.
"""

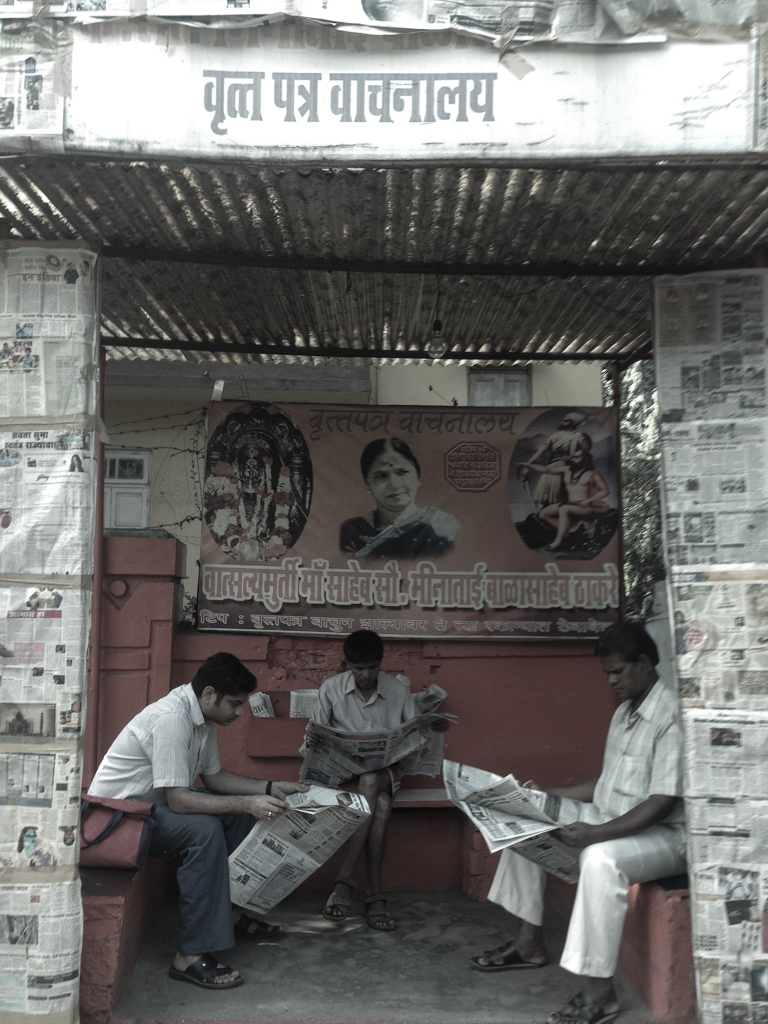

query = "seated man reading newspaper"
[303,629,450,931]
[88,652,307,991]
[469,622,685,1024]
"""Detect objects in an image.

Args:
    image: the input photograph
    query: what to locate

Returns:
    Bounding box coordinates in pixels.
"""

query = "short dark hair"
[190,652,257,699]
[343,629,384,663]
[594,622,659,666]
[360,438,420,482]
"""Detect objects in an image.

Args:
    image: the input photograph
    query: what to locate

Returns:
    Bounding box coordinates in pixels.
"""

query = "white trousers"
[487,823,686,978]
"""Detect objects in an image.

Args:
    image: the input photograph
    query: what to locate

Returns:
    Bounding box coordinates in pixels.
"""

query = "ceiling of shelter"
[0,157,767,366]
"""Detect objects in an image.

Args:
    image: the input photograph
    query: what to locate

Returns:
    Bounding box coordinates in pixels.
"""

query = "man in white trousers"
[470,622,686,1024]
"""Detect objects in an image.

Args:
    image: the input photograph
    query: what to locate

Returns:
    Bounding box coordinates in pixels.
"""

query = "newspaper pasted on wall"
[0,242,99,1024]
[672,567,768,710]
[444,759,582,883]
[0,427,97,576]
[0,879,83,1017]
[229,785,370,913]
[0,247,98,421]
[0,585,90,749]
[655,268,768,1024]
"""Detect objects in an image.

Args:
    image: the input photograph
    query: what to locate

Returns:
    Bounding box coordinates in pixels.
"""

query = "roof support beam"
[102,246,750,279]
[101,337,652,362]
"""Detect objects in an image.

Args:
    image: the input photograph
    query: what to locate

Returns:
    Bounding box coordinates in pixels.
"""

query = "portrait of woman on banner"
[340,437,460,559]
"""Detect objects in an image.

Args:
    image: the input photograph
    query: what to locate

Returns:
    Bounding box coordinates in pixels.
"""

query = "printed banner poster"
[197,403,622,639]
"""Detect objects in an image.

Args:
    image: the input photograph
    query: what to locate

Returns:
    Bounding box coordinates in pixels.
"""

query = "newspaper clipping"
[0,53,63,149]
[443,759,582,882]
[0,747,82,877]
[300,713,452,788]
[672,568,768,710]
[687,797,768,866]
[0,879,82,1020]
[0,427,96,575]
[683,709,768,800]
[655,274,768,424]
[229,786,370,913]
[0,585,90,745]
[662,421,768,566]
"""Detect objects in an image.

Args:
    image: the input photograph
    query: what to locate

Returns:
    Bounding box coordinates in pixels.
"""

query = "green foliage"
[606,361,665,618]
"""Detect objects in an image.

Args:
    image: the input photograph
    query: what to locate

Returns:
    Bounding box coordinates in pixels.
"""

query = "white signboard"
[66,24,751,161]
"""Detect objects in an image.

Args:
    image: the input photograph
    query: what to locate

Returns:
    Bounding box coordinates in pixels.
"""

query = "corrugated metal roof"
[0,158,766,365]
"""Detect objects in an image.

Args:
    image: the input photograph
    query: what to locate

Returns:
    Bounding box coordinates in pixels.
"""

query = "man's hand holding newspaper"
[443,760,585,883]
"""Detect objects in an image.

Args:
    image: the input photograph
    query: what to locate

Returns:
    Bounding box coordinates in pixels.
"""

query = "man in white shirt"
[469,623,686,1024]
[306,629,449,931]
[88,652,307,991]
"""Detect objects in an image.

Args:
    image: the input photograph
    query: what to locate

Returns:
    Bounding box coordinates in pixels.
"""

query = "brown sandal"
[363,891,395,931]
[322,877,356,921]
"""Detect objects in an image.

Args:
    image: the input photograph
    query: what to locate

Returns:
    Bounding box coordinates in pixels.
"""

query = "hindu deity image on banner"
[198,402,621,639]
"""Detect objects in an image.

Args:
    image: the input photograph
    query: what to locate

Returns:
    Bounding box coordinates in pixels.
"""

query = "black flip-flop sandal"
[233,915,280,939]
[470,941,546,972]
[363,892,395,931]
[168,953,243,990]
[323,877,356,921]
[547,995,619,1024]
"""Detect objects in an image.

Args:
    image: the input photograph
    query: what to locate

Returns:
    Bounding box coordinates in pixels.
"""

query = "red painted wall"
[173,633,615,789]
[88,537,618,891]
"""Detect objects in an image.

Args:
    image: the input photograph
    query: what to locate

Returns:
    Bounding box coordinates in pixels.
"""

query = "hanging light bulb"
[427,317,447,359]
[427,275,447,358]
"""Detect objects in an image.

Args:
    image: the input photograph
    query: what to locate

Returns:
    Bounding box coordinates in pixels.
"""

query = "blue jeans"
[148,805,255,954]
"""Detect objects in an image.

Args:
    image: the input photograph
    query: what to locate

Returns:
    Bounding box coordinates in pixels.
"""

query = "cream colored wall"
[375,361,604,408]
[530,362,604,407]
[104,387,370,617]
[375,363,468,406]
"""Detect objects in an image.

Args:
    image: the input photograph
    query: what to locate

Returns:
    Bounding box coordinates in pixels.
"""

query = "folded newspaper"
[229,786,370,913]
[443,760,583,883]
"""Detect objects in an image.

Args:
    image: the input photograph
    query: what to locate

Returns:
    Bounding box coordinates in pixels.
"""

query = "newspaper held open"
[444,759,582,882]
[229,785,370,913]
[300,712,454,789]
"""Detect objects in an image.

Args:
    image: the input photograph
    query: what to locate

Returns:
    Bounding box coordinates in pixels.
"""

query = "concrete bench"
[80,860,177,1024]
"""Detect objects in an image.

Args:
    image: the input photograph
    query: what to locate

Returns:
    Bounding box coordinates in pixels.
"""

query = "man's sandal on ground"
[546,992,619,1024]
[168,953,243,990]
[233,914,280,939]
[470,940,547,971]
[322,876,356,921]
[363,891,396,931]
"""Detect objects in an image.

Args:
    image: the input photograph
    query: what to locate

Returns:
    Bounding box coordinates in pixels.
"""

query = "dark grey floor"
[114,888,652,1024]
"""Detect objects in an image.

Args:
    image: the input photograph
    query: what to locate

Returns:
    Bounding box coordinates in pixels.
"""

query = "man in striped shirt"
[89,652,307,991]
[469,622,686,1024]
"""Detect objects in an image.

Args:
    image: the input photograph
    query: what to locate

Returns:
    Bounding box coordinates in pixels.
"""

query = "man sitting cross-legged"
[470,622,686,1024]
[305,629,449,931]
[88,652,307,991]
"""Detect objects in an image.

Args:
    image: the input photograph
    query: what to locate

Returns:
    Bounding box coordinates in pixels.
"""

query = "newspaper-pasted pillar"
[0,243,99,1024]
[655,270,768,1024]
